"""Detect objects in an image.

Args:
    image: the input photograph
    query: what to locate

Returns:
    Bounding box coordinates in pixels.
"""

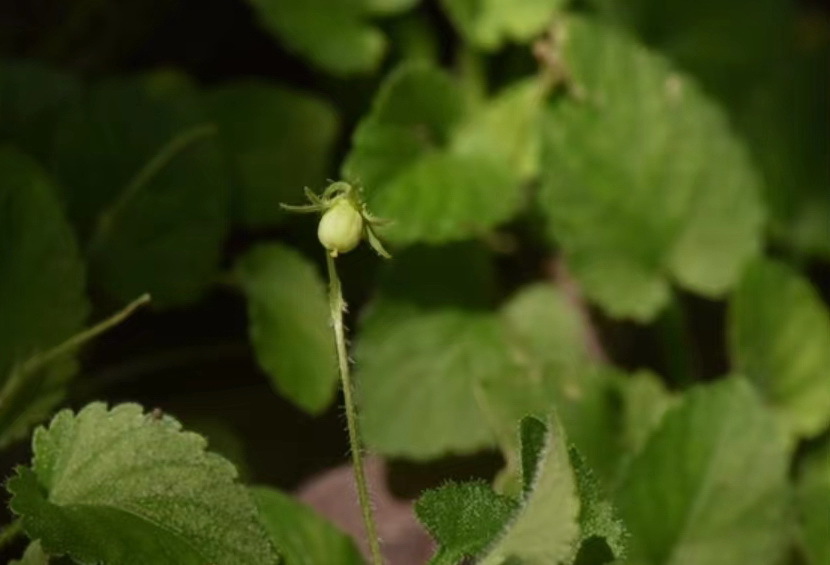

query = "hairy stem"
[325,254,383,565]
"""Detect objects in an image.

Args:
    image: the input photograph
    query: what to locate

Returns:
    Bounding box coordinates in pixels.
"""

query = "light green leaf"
[357,310,519,458]
[344,63,523,245]
[440,0,565,50]
[236,244,338,414]
[251,487,363,565]
[0,148,88,446]
[0,61,80,161]
[7,403,278,565]
[243,0,415,75]
[480,416,581,565]
[53,73,229,307]
[539,17,764,321]
[616,378,791,565]
[799,441,830,565]
[729,258,830,438]
[415,480,518,565]
[206,81,338,228]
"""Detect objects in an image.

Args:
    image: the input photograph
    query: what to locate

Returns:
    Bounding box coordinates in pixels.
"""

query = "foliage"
[0,0,827,563]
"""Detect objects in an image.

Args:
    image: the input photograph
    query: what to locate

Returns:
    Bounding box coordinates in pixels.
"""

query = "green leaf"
[53,73,229,307]
[729,258,830,438]
[799,441,830,565]
[539,17,764,321]
[11,541,49,565]
[236,244,338,414]
[251,486,363,565]
[344,63,523,246]
[357,310,519,458]
[0,61,80,161]
[415,480,518,565]
[7,403,278,565]
[243,0,416,75]
[206,81,339,228]
[616,378,791,565]
[480,416,581,564]
[0,148,88,446]
[440,0,565,50]
[570,449,628,564]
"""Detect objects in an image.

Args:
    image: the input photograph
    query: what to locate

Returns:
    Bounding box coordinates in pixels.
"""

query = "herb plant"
[0,0,828,564]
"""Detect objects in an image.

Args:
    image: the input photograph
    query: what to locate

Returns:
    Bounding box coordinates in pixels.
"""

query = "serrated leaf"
[571,449,628,563]
[0,61,80,161]
[344,63,523,246]
[357,310,519,458]
[251,486,364,565]
[440,0,565,50]
[415,480,518,565]
[7,403,278,565]
[244,0,415,75]
[52,73,229,307]
[729,258,830,438]
[798,441,830,565]
[616,378,791,565]
[236,244,338,414]
[206,81,338,228]
[480,416,581,564]
[0,148,88,446]
[539,17,764,321]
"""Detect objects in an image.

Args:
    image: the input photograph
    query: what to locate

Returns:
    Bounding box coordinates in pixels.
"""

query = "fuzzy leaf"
[344,63,523,245]
[236,244,338,414]
[207,82,338,228]
[0,149,88,446]
[729,258,830,438]
[252,487,363,565]
[416,480,518,565]
[539,17,764,321]
[440,0,565,50]
[616,378,791,565]
[7,403,278,565]
[52,73,229,307]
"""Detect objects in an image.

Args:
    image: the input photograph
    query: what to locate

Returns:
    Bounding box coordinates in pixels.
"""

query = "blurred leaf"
[588,0,795,105]
[7,403,278,565]
[236,244,338,415]
[616,378,791,565]
[729,258,830,438]
[206,82,339,228]
[571,450,628,563]
[539,17,764,321]
[344,63,523,246]
[0,148,88,446]
[357,309,519,458]
[243,0,417,75]
[0,61,80,161]
[480,416,581,564]
[251,487,363,565]
[10,541,48,565]
[415,480,518,565]
[53,73,229,307]
[440,0,565,50]
[737,48,830,260]
[799,440,830,565]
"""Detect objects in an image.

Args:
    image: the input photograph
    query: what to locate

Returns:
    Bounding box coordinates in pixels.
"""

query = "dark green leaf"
[53,73,229,307]
[729,258,830,438]
[616,378,791,565]
[415,480,517,565]
[7,403,278,565]
[236,244,338,414]
[251,487,363,565]
[798,441,830,565]
[207,81,338,228]
[539,17,764,321]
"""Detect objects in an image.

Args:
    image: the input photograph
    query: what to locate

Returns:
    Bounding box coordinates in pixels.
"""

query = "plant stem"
[0,519,22,551]
[325,254,383,565]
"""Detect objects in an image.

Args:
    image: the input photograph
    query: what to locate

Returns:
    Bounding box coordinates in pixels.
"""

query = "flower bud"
[318,198,363,256]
